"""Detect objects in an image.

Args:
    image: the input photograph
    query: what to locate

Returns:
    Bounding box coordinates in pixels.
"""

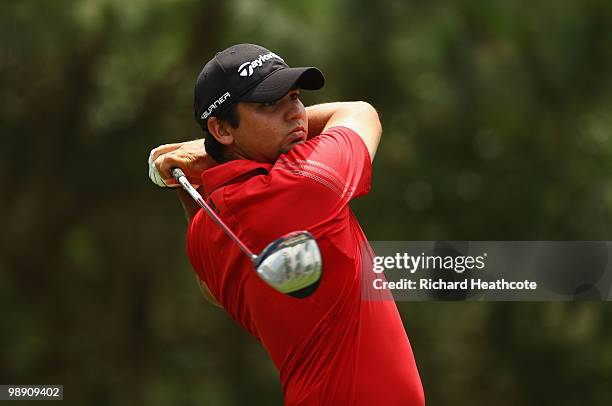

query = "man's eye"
[261,100,278,107]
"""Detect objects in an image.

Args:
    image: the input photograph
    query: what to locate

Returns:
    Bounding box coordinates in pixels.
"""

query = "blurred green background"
[2,0,612,404]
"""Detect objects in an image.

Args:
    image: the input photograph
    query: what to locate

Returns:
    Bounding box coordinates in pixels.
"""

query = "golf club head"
[254,231,322,298]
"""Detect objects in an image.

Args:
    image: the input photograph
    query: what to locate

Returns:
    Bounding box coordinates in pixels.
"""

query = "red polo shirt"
[186,126,424,405]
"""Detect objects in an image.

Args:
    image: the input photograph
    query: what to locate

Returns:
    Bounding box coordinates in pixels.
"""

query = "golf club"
[171,167,322,298]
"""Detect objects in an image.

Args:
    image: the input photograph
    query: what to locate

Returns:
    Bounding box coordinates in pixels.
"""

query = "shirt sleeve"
[275,126,373,204]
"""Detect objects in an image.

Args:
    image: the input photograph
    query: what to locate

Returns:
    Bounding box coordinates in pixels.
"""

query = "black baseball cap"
[194,44,325,130]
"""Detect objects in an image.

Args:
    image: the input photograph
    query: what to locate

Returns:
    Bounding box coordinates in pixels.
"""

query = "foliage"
[2,0,612,404]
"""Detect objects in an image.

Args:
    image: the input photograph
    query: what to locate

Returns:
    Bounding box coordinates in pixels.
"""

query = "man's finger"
[148,143,203,188]
[150,143,182,163]
[148,149,179,188]
[164,178,180,186]
[155,153,195,181]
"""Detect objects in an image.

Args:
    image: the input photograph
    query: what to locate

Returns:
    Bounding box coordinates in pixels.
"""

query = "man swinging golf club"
[149,43,424,405]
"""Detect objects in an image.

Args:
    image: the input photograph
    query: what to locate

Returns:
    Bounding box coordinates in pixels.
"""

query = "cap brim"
[240,67,325,103]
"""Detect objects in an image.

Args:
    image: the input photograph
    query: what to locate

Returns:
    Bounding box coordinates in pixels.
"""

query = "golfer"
[149,44,424,405]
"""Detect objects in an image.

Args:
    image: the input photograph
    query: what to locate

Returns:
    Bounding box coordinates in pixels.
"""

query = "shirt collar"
[200,159,273,195]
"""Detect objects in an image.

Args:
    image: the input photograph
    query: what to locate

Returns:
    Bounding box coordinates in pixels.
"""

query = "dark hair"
[202,103,240,162]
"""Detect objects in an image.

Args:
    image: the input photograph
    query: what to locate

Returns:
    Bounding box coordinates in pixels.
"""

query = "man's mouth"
[289,126,306,142]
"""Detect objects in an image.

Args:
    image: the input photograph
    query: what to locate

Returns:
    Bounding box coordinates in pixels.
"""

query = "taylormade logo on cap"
[201,91,231,120]
[237,52,284,77]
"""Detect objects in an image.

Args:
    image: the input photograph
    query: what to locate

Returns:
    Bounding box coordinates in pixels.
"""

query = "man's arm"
[177,189,201,222]
[306,101,382,162]
[150,139,218,186]
[150,139,222,306]
[196,275,222,307]
[150,138,218,221]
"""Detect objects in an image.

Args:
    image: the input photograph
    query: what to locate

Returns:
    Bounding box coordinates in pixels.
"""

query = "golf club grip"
[172,168,201,202]
[171,167,186,181]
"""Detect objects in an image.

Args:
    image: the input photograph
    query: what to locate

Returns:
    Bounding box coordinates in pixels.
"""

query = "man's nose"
[285,98,304,122]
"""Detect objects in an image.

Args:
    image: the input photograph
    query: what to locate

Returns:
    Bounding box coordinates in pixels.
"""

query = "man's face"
[227,89,308,163]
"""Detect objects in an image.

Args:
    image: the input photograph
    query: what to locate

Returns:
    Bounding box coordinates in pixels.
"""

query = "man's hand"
[148,139,217,187]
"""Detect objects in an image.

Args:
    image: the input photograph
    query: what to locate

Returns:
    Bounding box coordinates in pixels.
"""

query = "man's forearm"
[305,101,382,161]
[177,189,201,223]
[306,102,350,138]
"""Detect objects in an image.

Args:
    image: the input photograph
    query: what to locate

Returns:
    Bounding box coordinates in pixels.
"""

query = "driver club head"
[254,231,322,298]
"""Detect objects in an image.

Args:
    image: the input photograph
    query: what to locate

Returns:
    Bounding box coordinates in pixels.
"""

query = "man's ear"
[208,117,234,146]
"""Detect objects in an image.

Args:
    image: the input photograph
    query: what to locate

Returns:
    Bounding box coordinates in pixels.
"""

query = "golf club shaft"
[172,168,257,260]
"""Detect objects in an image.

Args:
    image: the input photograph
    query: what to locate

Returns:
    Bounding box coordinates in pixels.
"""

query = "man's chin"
[280,144,295,154]
[278,140,305,157]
